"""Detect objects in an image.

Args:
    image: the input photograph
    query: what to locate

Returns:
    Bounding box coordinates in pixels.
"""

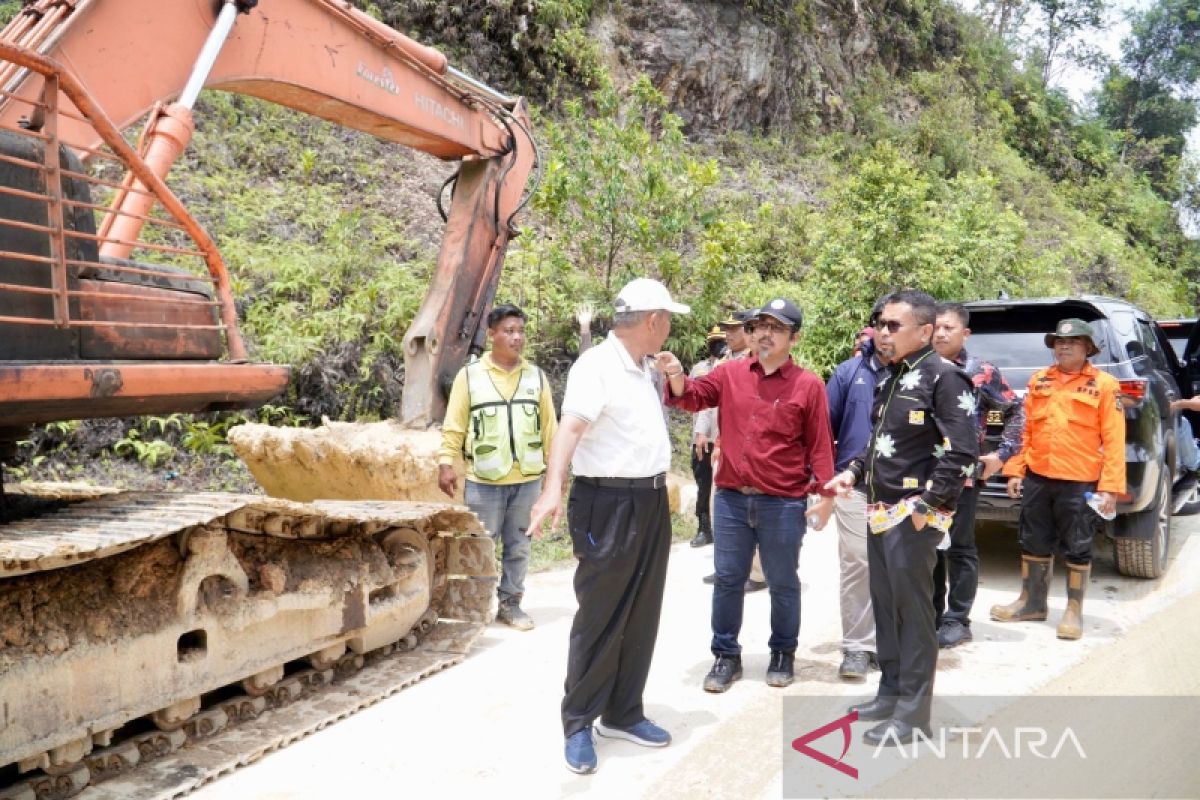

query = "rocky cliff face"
[374,0,918,137]
[589,0,880,135]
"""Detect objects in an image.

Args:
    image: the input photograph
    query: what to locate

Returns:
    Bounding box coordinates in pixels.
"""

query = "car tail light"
[1118,379,1147,405]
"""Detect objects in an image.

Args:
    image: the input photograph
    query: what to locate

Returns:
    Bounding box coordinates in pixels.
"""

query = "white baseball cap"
[614,278,691,314]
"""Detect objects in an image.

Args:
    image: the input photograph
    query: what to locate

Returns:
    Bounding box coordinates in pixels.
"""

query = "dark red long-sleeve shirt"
[666,356,836,498]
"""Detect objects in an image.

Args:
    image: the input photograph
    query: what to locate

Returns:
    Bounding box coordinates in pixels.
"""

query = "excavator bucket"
[228,420,461,503]
[0,2,533,794]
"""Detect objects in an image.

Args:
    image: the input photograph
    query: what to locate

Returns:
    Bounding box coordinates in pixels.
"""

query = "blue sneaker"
[564,727,597,774]
[594,718,671,748]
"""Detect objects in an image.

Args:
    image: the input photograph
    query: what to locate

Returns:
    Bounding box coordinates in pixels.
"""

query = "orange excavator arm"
[0,0,536,427]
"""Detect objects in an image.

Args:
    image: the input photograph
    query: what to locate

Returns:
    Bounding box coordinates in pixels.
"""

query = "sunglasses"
[876,319,908,333]
[746,321,793,335]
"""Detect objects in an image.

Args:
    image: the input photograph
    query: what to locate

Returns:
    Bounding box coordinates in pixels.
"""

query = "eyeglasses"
[876,319,909,333]
[745,321,793,335]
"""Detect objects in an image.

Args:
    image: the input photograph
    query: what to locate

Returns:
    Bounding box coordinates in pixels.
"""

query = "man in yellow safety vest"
[438,304,558,630]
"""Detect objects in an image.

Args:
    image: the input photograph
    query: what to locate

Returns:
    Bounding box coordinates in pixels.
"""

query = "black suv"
[1160,318,1197,362]
[963,296,1200,578]
[1160,317,1200,515]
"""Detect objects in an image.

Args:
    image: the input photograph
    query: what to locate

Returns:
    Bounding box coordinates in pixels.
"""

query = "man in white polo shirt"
[528,277,688,776]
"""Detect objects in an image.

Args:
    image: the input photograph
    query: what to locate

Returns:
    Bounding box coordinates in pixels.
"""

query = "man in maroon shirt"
[658,298,836,691]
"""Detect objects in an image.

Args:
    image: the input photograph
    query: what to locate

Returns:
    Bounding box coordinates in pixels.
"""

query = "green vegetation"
[2,0,1198,509]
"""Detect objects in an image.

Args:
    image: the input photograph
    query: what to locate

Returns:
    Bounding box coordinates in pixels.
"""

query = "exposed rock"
[591,0,879,135]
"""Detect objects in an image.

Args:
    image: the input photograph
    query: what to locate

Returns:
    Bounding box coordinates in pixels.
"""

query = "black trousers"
[933,484,980,626]
[1018,471,1098,565]
[691,443,714,517]
[561,478,671,737]
[869,516,940,728]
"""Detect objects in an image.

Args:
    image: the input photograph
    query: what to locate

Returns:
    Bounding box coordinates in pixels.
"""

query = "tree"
[977,0,1031,40]
[1031,0,1105,85]
[1097,0,1200,189]
[1120,0,1200,97]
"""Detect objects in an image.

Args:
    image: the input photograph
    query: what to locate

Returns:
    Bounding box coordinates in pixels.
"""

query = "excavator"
[0,1,536,796]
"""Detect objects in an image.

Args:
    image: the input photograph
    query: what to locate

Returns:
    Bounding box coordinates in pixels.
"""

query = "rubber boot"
[990,554,1052,622]
[1056,563,1089,640]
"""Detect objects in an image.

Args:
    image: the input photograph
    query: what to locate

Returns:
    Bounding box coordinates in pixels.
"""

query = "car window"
[1132,320,1170,375]
[1149,322,1182,371]
[965,309,1110,393]
[1159,319,1196,361]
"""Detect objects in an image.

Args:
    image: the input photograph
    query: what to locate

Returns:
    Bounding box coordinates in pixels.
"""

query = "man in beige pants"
[825,319,886,680]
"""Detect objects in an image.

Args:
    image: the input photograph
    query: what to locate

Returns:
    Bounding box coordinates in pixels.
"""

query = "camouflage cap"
[1044,318,1100,356]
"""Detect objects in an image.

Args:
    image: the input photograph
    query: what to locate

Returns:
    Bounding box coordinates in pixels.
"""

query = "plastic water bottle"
[1084,491,1116,521]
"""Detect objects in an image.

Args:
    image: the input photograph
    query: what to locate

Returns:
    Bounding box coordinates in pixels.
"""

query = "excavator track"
[0,489,496,800]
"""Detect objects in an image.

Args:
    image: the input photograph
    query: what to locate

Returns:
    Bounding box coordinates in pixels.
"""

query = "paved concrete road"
[190,512,1200,800]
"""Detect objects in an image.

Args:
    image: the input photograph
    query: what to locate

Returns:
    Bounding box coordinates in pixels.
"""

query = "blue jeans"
[1177,416,1200,472]
[464,478,540,603]
[711,489,807,655]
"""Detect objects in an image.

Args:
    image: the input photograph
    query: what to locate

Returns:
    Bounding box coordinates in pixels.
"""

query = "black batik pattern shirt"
[847,345,979,510]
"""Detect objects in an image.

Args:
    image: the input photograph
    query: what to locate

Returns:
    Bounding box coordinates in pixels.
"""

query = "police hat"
[753,298,803,330]
[719,309,755,327]
[705,325,726,342]
[1044,318,1100,357]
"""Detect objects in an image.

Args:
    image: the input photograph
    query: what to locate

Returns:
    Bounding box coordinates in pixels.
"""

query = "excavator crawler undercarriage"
[0,487,496,799]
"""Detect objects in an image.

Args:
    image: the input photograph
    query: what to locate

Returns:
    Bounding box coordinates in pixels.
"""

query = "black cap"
[754,298,803,330]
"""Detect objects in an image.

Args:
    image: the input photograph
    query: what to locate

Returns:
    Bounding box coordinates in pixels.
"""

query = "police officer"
[689,326,727,547]
[438,303,557,631]
[992,318,1125,640]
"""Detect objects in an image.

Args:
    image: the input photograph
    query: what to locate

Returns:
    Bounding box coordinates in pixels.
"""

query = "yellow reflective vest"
[464,360,547,480]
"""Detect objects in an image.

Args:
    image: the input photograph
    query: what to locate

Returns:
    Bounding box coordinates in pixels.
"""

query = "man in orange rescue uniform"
[991,318,1125,640]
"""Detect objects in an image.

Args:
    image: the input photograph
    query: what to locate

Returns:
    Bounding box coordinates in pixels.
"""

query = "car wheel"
[1113,469,1171,578]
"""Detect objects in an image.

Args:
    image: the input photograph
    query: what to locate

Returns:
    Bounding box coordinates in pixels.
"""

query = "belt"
[737,486,765,495]
[577,473,668,490]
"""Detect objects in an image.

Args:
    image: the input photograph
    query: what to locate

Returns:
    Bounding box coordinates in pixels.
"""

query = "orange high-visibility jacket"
[1002,362,1126,494]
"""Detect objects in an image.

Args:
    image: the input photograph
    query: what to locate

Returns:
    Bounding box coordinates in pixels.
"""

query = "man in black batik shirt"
[826,290,978,745]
